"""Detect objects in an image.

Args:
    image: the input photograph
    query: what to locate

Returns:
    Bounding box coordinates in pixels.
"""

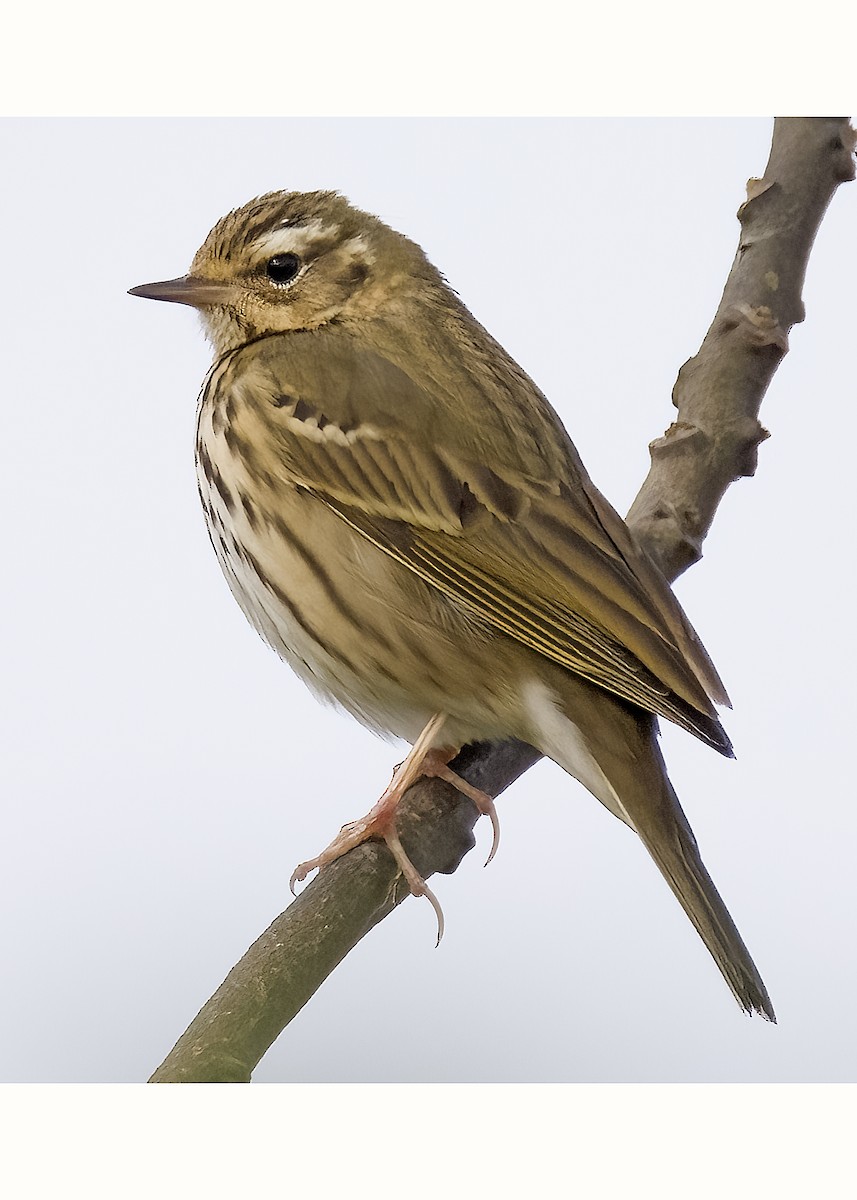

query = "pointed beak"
[128,275,235,308]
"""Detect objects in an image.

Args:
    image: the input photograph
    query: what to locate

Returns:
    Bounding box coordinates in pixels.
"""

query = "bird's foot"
[290,714,448,941]
[289,714,500,943]
[289,776,447,942]
[419,748,500,866]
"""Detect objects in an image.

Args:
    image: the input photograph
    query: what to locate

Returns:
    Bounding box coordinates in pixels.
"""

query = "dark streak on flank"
[197,443,237,518]
[238,541,365,681]
[223,423,277,490]
[239,491,259,530]
[228,533,248,564]
[197,441,214,482]
[208,506,225,533]
[211,464,236,514]
[269,510,397,659]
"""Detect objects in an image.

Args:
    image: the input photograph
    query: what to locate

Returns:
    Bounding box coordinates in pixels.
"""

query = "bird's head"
[130,190,438,355]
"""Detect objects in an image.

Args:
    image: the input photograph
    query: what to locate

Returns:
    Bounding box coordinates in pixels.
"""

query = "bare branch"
[627,117,855,579]
[149,739,539,1082]
[150,118,854,1084]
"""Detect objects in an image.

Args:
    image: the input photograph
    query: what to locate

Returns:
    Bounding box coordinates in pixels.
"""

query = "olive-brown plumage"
[130,189,774,1020]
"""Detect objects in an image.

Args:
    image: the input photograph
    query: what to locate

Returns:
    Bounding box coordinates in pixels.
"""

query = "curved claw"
[287,817,374,899]
[382,822,446,944]
[422,880,445,947]
[289,864,309,896]
[425,758,501,869]
[482,798,501,867]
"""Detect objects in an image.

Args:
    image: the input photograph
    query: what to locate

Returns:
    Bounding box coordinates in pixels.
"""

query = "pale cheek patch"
[340,234,375,265]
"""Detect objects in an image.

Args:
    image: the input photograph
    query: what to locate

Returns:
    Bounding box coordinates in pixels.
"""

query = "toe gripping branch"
[290,714,500,943]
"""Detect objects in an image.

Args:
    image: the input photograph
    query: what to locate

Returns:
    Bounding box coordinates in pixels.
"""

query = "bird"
[130,189,774,1020]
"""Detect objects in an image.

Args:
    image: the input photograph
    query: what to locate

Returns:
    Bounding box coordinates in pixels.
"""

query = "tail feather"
[532,676,775,1019]
[617,736,775,1021]
[636,799,775,1020]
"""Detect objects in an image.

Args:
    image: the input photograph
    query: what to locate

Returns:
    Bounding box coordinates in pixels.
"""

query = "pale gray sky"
[2,118,854,1083]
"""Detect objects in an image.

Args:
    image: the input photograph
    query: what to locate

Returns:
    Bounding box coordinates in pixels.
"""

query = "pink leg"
[289,714,500,942]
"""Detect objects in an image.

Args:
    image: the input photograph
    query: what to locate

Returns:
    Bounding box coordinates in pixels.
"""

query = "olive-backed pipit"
[131,190,774,1020]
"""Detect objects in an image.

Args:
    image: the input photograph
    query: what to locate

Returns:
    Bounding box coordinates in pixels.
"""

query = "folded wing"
[214,329,732,753]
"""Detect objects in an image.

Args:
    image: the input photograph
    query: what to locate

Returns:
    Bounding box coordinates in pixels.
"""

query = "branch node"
[732,418,771,478]
[725,303,789,354]
[831,123,857,181]
[737,178,778,220]
[649,420,710,460]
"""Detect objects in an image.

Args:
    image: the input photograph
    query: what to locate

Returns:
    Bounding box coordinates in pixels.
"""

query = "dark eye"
[265,253,301,284]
